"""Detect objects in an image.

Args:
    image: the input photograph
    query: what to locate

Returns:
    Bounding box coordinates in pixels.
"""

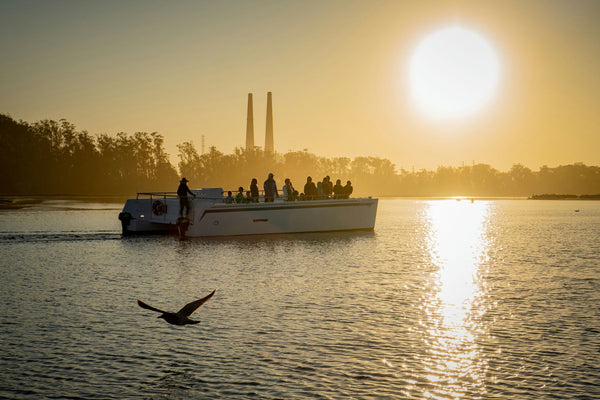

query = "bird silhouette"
[137,290,215,325]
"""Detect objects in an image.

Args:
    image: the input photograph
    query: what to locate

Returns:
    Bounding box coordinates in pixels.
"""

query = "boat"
[118,188,378,237]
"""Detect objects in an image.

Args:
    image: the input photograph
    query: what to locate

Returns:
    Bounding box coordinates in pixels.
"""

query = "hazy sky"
[1,0,599,171]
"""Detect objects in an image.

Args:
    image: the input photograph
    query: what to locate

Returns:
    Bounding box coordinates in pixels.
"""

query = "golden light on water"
[421,200,491,397]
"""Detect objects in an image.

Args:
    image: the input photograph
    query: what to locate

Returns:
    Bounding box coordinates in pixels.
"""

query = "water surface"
[1,199,599,399]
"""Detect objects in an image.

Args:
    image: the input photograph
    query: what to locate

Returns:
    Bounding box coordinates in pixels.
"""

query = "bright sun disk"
[408,26,501,120]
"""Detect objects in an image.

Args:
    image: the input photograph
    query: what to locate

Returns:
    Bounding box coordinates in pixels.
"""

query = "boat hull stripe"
[198,202,372,221]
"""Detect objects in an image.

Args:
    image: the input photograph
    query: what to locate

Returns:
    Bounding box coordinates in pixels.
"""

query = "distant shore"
[0,195,129,209]
[528,194,600,200]
[2,194,600,210]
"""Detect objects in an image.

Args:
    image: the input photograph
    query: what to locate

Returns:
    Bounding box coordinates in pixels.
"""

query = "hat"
[180,178,188,183]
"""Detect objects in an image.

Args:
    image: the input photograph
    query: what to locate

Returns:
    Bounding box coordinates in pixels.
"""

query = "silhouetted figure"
[235,187,245,203]
[263,173,278,202]
[304,176,317,200]
[317,181,325,199]
[324,176,333,198]
[245,190,252,203]
[224,191,234,203]
[333,179,344,198]
[250,178,260,202]
[343,180,353,198]
[282,178,295,201]
[137,290,215,325]
[177,178,196,217]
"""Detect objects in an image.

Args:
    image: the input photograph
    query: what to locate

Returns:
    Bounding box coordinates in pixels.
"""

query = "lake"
[1,199,599,399]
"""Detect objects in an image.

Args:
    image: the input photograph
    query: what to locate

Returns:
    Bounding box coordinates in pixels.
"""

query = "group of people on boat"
[223,173,353,204]
[302,175,353,200]
[176,174,355,216]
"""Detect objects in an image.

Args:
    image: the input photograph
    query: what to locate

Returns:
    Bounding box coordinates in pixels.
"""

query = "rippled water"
[1,199,599,399]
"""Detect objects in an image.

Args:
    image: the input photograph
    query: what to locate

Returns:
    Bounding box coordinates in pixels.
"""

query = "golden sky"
[1,0,599,171]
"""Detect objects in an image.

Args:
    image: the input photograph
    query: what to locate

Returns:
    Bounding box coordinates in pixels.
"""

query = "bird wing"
[177,290,216,316]
[137,299,166,314]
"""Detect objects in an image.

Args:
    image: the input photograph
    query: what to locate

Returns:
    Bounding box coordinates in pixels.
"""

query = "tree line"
[0,114,177,195]
[1,114,599,197]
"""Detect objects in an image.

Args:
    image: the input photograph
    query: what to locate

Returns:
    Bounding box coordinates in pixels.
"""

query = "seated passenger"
[333,179,344,198]
[235,187,245,203]
[224,191,234,203]
[245,190,252,203]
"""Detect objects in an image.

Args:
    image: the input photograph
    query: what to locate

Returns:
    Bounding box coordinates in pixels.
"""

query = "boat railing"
[221,189,353,202]
[135,190,355,202]
[136,192,178,200]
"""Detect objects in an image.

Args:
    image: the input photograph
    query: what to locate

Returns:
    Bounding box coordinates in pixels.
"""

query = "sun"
[408,26,501,120]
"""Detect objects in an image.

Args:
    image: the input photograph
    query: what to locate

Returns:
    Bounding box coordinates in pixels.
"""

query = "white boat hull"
[119,190,378,237]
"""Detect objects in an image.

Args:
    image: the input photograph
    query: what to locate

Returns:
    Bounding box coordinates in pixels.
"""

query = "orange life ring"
[152,200,166,216]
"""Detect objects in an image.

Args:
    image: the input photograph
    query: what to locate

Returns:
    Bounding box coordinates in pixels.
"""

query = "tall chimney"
[245,93,254,151]
[265,91,274,153]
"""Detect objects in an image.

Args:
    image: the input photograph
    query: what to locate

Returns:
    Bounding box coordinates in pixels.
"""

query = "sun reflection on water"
[420,200,491,397]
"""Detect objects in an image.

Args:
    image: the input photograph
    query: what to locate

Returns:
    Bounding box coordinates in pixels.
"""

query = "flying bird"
[137,290,215,325]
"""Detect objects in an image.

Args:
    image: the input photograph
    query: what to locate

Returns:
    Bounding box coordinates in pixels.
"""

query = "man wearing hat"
[263,173,279,202]
[177,178,196,217]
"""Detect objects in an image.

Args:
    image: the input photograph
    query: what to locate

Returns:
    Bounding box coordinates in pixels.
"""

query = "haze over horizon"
[1,0,599,171]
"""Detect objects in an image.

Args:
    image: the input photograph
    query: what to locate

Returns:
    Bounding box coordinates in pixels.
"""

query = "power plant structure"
[265,92,274,153]
[245,92,274,153]
[245,93,254,151]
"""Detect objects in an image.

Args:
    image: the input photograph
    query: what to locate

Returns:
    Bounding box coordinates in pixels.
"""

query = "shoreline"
[0,195,129,210]
[528,194,600,200]
[2,193,599,210]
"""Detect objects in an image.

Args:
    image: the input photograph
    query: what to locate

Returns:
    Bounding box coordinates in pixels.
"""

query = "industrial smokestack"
[265,92,274,153]
[245,93,254,151]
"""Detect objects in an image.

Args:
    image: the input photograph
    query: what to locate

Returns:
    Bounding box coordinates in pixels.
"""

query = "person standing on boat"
[343,180,353,198]
[317,181,325,200]
[324,176,333,198]
[333,179,344,199]
[177,178,196,217]
[303,176,317,200]
[263,173,278,202]
[282,178,295,201]
[250,178,260,203]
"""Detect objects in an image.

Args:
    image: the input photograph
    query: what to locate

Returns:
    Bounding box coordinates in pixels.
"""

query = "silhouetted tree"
[508,164,535,196]
[2,113,600,197]
[0,115,39,193]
